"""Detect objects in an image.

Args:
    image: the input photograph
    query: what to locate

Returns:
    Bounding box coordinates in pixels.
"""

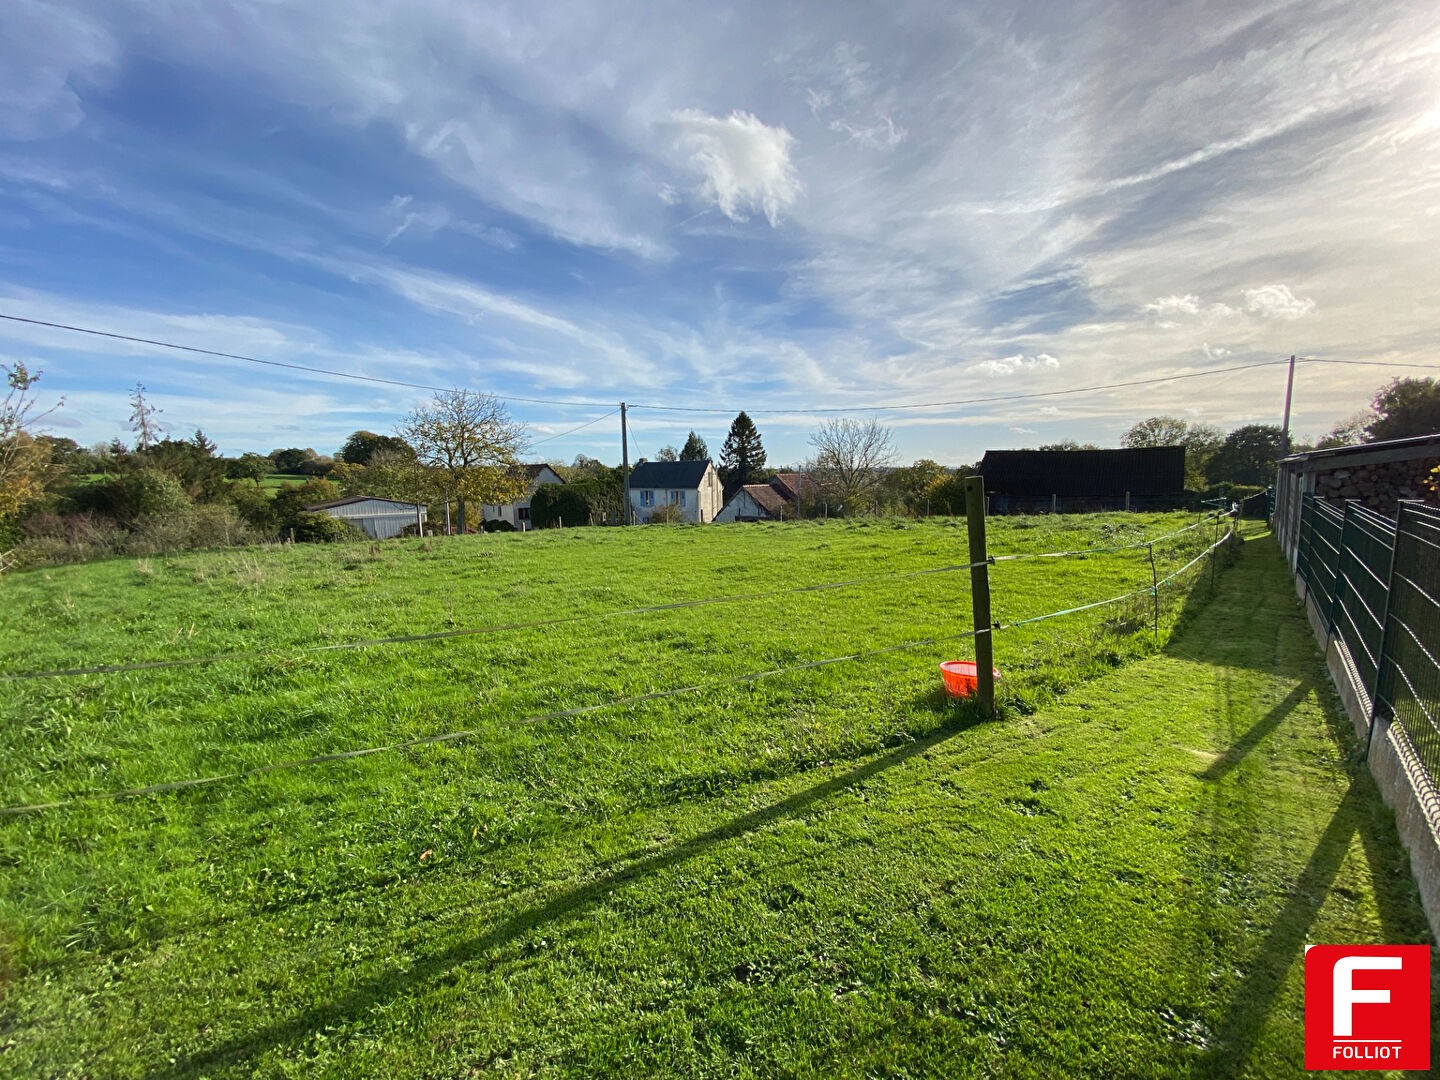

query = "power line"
[626,360,1294,415]
[530,409,618,447]
[0,313,611,408]
[1297,357,1440,371]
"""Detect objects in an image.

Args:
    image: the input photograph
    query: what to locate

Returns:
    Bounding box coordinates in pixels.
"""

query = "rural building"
[1273,433,1440,567]
[715,472,816,522]
[304,496,427,539]
[482,464,565,531]
[628,459,724,523]
[978,447,1186,513]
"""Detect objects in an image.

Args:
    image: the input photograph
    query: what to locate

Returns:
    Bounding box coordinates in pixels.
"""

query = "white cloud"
[1145,294,1203,317]
[1244,284,1317,320]
[976,353,1062,376]
[663,109,801,226]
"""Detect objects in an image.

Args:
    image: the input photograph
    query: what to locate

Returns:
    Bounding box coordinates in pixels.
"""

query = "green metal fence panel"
[1331,503,1396,700]
[1376,503,1440,785]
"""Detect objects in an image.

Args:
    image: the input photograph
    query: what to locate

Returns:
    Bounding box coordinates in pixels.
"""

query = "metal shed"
[304,496,427,539]
[979,447,1186,512]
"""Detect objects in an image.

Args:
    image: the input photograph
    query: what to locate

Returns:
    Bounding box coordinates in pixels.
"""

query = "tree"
[129,383,163,451]
[679,431,708,461]
[1205,424,1288,486]
[1366,378,1440,442]
[269,447,318,474]
[1122,415,1224,489]
[340,430,413,466]
[226,453,272,483]
[885,458,948,515]
[1,362,60,520]
[397,389,529,533]
[655,445,679,462]
[807,418,898,514]
[1036,441,1101,451]
[1316,411,1373,450]
[719,412,767,495]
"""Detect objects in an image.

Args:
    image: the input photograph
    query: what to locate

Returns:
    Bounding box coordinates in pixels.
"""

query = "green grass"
[0,516,1428,1076]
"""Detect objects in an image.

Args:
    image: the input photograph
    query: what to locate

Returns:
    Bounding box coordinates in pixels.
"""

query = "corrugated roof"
[629,459,713,489]
[1279,432,1440,464]
[304,496,426,511]
[979,447,1185,496]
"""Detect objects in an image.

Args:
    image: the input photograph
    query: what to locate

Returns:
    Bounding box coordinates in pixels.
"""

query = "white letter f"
[1334,956,1401,1036]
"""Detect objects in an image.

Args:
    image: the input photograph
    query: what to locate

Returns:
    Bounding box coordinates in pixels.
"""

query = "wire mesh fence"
[1294,495,1440,789]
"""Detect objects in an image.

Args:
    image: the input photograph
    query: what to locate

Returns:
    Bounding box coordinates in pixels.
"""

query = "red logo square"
[1305,945,1430,1070]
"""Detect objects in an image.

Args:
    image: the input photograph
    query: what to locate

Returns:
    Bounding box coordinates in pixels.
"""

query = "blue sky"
[2,0,1438,466]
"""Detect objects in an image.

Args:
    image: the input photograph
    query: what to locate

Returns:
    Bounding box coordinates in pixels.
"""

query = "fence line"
[0,526,1237,815]
[1286,494,1440,936]
[3,516,1224,683]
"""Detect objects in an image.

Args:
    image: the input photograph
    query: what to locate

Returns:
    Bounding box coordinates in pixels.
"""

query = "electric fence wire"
[1,521,1239,815]
[1,516,1224,682]
[0,627,985,815]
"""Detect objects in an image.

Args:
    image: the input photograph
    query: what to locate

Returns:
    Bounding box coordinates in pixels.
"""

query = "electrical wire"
[529,409,618,447]
[0,313,612,408]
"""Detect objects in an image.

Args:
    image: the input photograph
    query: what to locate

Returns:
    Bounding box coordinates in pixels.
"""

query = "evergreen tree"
[719,411,766,494]
[679,431,708,461]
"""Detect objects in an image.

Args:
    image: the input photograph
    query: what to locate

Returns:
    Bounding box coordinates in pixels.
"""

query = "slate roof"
[741,483,788,516]
[628,459,713,489]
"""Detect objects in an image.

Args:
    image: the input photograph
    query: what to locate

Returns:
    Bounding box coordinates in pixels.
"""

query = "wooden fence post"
[964,476,995,714]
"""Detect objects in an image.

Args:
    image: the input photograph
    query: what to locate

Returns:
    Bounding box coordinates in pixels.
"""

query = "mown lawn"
[0,517,1428,1076]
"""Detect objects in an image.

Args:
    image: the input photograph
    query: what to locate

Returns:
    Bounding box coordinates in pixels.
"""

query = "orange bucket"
[939,660,1000,698]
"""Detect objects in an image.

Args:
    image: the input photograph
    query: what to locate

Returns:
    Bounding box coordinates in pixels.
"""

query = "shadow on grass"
[1201,678,1316,782]
[156,710,993,1078]
[1199,781,1427,1077]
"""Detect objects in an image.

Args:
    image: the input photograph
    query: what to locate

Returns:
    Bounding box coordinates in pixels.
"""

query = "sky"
[1,0,1438,466]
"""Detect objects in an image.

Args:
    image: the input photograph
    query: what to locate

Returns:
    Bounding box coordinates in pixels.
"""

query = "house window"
[641,489,654,507]
[671,490,685,506]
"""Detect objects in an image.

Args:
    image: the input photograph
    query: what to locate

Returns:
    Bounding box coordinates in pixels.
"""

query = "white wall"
[319,500,426,539]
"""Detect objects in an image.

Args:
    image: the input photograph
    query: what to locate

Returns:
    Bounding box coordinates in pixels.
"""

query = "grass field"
[0,515,1428,1076]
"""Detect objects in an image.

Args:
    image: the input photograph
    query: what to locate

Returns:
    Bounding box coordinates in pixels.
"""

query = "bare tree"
[129,383,163,451]
[807,417,898,514]
[397,390,530,533]
[1,363,61,520]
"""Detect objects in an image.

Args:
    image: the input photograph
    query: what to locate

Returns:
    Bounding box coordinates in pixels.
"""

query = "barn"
[304,496,428,539]
[979,447,1187,513]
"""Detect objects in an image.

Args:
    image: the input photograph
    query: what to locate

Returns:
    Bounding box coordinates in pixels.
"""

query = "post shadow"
[1201,679,1315,782]
[157,715,987,1078]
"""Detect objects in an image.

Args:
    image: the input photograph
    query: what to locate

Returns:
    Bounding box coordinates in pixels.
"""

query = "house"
[715,471,817,522]
[304,496,427,539]
[482,464,565,531]
[978,447,1186,513]
[627,459,724,523]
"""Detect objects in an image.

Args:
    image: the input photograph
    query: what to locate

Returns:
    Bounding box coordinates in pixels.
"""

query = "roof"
[304,496,426,511]
[979,447,1185,497]
[521,463,565,482]
[628,459,713,489]
[770,471,818,500]
[1279,432,1440,466]
[740,483,787,516]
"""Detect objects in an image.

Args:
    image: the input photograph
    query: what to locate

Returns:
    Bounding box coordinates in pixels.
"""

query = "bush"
[289,512,364,543]
[225,481,280,534]
[646,504,687,524]
[482,519,515,533]
[73,468,193,526]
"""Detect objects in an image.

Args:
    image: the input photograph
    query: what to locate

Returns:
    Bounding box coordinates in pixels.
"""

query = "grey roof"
[628,459,713,489]
[1279,432,1440,465]
[304,496,425,511]
[522,463,566,482]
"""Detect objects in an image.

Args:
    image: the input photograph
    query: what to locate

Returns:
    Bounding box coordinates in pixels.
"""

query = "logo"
[1305,945,1429,1070]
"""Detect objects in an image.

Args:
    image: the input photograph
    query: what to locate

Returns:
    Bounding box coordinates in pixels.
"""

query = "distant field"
[2,514,1418,1076]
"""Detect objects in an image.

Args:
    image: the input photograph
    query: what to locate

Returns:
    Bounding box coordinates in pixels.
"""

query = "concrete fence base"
[1296,571,1440,942]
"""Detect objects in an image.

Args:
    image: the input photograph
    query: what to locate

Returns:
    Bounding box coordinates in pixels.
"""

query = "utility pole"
[964,476,995,715]
[620,402,631,526]
[1280,354,1297,455]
